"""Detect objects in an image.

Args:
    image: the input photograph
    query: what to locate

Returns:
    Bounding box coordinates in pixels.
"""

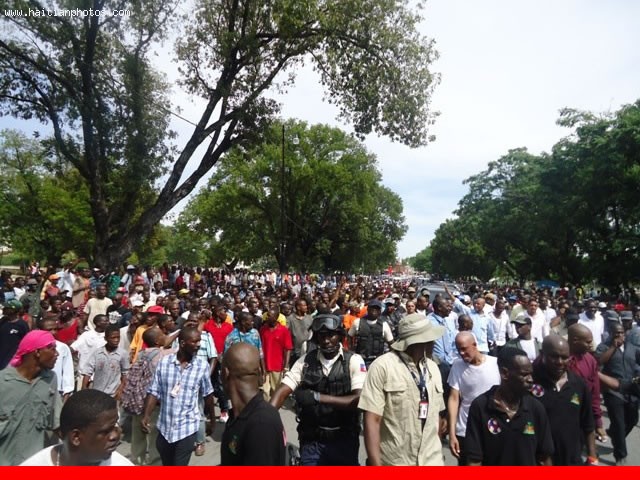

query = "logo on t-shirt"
[530,384,544,397]
[523,421,535,435]
[228,435,238,455]
[487,418,502,435]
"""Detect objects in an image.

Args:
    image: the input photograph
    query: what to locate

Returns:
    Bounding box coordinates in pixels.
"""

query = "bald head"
[455,331,476,349]
[568,323,594,354]
[455,331,480,364]
[142,326,164,348]
[568,323,591,342]
[542,334,570,380]
[223,343,261,381]
[542,334,569,355]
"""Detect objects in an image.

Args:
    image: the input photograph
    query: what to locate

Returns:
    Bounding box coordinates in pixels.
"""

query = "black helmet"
[310,314,345,335]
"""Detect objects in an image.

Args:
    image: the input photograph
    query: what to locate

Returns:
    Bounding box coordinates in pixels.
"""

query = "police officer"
[270,314,367,465]
[348,299,393,368]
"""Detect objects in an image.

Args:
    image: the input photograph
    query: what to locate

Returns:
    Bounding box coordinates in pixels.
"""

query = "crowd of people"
[0,261,639,466]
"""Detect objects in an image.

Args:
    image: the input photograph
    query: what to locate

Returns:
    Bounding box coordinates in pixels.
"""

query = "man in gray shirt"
[286,298,313,366]
[82,324,129,397]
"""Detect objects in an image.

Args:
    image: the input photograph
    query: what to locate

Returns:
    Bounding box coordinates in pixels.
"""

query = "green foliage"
[408,245,432,272]
[176,120,406,272]
[426,100,640,289]
[0,0,438,269]
[0,129,95,265]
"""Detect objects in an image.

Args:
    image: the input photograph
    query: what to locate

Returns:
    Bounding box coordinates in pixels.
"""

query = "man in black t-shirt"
[465,347,554,465]
[220,343,285,465]
[532,335,597,465]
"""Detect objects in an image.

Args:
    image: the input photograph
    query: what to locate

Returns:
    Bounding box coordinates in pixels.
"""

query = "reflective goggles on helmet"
[311,314,344,333]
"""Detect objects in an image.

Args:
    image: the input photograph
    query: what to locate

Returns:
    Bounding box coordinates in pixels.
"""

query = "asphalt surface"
[118,398,639,466]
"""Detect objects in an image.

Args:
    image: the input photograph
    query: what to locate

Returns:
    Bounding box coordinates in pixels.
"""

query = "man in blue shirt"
[428,296,458,405]
[225,311,266,375]
[141,326,215,466]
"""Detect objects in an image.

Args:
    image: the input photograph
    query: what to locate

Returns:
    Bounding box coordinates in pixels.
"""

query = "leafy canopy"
[175,120,406,272]
[0,0,438,269]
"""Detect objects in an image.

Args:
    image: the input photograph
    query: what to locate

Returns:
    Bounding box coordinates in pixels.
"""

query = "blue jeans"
[299,435,360,466]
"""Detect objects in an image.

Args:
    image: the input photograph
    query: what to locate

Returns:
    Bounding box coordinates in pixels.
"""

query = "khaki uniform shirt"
[358,351,445,465]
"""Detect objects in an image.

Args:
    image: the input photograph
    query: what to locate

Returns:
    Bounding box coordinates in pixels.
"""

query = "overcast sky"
[3,0,639,261]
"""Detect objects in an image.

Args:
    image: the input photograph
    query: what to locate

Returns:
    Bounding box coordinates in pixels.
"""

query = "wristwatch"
[313,391,320,403]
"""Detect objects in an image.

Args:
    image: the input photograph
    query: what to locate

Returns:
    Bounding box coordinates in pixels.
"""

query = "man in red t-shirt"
[260,306,292,400]
[204,305,234,421]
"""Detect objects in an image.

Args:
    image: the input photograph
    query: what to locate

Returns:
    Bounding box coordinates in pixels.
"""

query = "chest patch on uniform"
[523,421,535,435]
[487,417,502,435]
[228,435,238,455]
[530,384,544,397]
[570,393,580,406]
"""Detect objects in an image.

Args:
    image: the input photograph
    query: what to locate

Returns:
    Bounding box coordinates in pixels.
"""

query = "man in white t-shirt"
[524,298,547,343]
[20,389,133,466]
[505,315,541,362]
[83,284,113,330]
[578,300,605,347]
[447,332,501,465]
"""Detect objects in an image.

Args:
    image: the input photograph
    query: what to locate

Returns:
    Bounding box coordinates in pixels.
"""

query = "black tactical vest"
[297,350,360,441]
[355,318,385,358]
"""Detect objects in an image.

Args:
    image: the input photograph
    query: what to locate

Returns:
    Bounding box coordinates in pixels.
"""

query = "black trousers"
[156,432,197,466]
[456,435,468,466]
[603,392,639,461]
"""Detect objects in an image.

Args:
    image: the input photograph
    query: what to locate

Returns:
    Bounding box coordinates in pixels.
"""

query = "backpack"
[121,348,161,415]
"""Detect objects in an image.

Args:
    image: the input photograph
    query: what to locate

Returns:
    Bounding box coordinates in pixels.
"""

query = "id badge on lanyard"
[419,400,429,419]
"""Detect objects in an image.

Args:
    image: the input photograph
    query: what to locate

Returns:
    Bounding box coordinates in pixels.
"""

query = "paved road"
[118,399,640,466]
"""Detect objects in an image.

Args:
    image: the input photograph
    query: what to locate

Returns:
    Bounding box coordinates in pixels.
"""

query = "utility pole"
[280,124,286,274]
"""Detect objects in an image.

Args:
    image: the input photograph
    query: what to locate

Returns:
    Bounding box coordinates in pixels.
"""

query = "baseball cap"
[131,299,144,307]
[147,305,165,314]
[3,299,22,310]
[604,310,619,322]
[511,314,531,325]
[127,264,135,270]
[383,298,395,305]
[368,299,383,310]
[407,287,416,293]
[620,311,633,321]
[598,302,607,309]
[391,293,400,299]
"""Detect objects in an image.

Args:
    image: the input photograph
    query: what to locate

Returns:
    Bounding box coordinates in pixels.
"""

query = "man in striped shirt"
[141,326,215,466]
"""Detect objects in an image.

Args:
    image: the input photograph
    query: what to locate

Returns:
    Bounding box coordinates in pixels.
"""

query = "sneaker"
[194,443,205,456]
[219,411,229,423]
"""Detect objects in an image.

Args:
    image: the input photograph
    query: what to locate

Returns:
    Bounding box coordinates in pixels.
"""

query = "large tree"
[0,0,439,269]
[175,120,406,272]
[0,129,95,264]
